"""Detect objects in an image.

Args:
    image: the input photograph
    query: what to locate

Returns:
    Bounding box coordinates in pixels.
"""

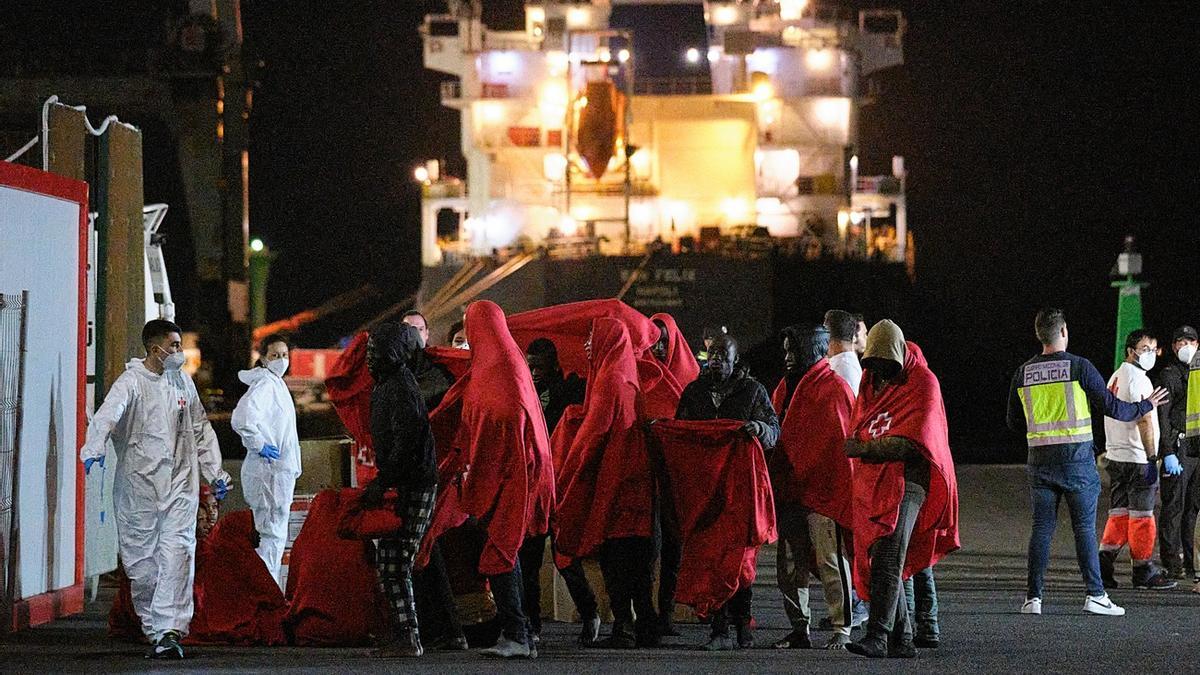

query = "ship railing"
[633,77,713,96]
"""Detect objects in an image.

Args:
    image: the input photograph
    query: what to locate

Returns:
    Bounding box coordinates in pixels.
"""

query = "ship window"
[429,20,458,37]
[436,208,460,241]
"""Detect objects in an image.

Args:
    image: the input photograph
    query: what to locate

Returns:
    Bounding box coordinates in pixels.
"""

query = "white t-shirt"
[1103,362,1158,464]
[828,351,862,397]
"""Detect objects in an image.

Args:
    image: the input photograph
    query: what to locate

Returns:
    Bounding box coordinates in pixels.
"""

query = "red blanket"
[770,360,856,529]
[424,301,555,576]
[552,318,653,564]
[285,489,389,645]
[649,419,776,617]
[651,313,700,390]
[325,332,373,450]
[108,511,288,646]
[507,299,660,378]
[638,356,686,420]
[849,342,959,599]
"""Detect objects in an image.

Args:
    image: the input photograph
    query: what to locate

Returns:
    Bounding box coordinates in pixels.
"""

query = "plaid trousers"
[375,485,437,633]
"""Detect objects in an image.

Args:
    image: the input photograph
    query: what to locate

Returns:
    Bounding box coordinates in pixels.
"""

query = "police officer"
[1007,309,1168,617]
[1153,325,1199,580]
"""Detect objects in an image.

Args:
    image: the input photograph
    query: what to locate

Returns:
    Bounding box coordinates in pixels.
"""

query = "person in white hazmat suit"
[231,334,301,589]
[79,320,231,659]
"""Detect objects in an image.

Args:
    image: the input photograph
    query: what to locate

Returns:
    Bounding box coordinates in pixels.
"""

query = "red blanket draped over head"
[770,360,856,529]
[507,299,660,377]
[108,510,288,645]
[325,332,373,449]
[422,301,556,576]
[649,419,776,617]
[552,318,654,564]
[285,489,389,645]
[650,313,700,390]
[849,342,959,599]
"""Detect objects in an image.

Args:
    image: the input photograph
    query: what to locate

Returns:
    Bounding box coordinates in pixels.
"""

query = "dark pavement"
[4,465,1199,673]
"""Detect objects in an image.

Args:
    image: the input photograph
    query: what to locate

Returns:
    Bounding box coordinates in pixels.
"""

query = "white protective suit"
[79,359,229,641]
[231,366,301,588]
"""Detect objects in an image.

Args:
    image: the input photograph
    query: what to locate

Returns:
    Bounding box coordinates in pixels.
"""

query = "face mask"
[163,351,186,371]
[1137,351,1156,371]
[1178,344,1197,365]
[267,358,289,377]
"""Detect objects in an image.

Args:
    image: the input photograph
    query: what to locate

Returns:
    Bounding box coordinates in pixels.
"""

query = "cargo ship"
[413,0,913,356]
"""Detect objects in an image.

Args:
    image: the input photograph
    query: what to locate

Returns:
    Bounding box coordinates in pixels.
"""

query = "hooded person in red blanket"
[769,324,857,651]
[844,320,959,659]
[440,301,556,659]
[671,332,780,650]
[554,318,657,648]
[650,313,700,389]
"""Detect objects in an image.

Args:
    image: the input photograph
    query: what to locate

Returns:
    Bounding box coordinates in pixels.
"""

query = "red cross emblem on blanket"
[868,412,893,438]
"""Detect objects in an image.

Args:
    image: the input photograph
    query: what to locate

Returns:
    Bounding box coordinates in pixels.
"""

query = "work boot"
[1099,549,1119,589]
[597,621,637,649]
[578,615,601,647]
[735,620,754,649]
[146,630,185,660]
[1133,563,1178,590]
[846,635,889,658]
[914,635,940,649]
[1163,553,1186,580]
[658,610,681,637]
[480,635,531,659]
[772,627,811,649]
[888,639,917,659]
[372,628,424,657]
[634,618,661,648]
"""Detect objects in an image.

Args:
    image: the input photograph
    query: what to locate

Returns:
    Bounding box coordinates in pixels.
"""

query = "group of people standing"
[1009,310,1200,619]
[346,301,959,660]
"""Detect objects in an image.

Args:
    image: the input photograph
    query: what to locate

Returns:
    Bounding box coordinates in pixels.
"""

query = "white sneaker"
[1083,593,1125,616]
[1020,598,1042,615]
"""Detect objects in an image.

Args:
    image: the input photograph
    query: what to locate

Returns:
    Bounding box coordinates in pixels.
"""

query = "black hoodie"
[367,322,437,489]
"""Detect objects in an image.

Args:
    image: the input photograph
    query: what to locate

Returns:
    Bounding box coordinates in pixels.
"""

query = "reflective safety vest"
[1018,359,1093,447]
[1186,364,1200,437]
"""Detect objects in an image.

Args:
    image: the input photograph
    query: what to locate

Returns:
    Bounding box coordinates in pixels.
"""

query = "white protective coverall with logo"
[79,359,229,641]
[231,366,301,587]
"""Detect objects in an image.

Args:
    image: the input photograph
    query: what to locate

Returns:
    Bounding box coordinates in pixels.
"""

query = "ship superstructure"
[418,0,907,267]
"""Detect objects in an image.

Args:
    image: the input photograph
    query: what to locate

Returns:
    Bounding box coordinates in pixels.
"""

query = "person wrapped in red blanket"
[553,318,656,648]
[650,313,700,391]
[425,300,555,659]
[663,332,779,650]
[649,419,776,646]
[109,489,288,646]
[769,324,857,650]
[844,320,959,659]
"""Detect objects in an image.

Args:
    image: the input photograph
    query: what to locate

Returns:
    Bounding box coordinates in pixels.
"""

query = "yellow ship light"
[567,6,591,28]
[598,47,612,63]
[629,148,651,178]
[571,205,595,223]
[780,0,808,21]
[707,46,723,63]
[539,81,569,122]
[413,165,431,184]
[477,101,505,124]
[711,4,740,26]
[543,153,568,181]
[721,198,751,223]
[685,47,701,64]
[558,215,579,237]
[806,49,834,71]
[617,48,631,63]
[527,6,545,24]
[814,97,849,128]
[752,81,775,101]
[629,201,656,229]
[837,210,850,236]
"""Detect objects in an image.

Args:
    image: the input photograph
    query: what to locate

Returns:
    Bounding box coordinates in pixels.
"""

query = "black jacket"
[1154,358,1188,457]
[540,372,587,435]
[410,348,455,411]
[676,371,781,449]
[369,323,437,489]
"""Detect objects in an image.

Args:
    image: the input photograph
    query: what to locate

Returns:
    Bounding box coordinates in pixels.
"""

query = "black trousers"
[599,536,657,631]
[656,501,682,623]
[518,534,598,635]
[709,587,753,636]
[414,542,465,642]
[1159,450,1200,569]
[864,479,927,646]
[488,560,528,644]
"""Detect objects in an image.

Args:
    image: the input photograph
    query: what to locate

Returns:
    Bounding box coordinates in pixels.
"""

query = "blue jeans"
[1026,460,1104,598]
[904,566,938,640]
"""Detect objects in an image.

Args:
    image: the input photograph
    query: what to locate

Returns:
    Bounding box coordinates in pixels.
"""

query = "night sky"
[12,1,1199,458]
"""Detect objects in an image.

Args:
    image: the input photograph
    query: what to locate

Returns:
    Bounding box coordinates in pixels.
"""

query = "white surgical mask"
[1178,344,1197,365]
[1137,351,1156,371]
[267,358,289,377]
[158,347,186,372]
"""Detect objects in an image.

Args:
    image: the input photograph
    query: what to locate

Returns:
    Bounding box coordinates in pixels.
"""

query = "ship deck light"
[685,47,701,64]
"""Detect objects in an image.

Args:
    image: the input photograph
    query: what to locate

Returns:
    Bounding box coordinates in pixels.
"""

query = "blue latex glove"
[1143,461,1159,484]
[1164,454,1184,476]
[214,479,230,501]
[258,444,281,461]
[84,455,105,475]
